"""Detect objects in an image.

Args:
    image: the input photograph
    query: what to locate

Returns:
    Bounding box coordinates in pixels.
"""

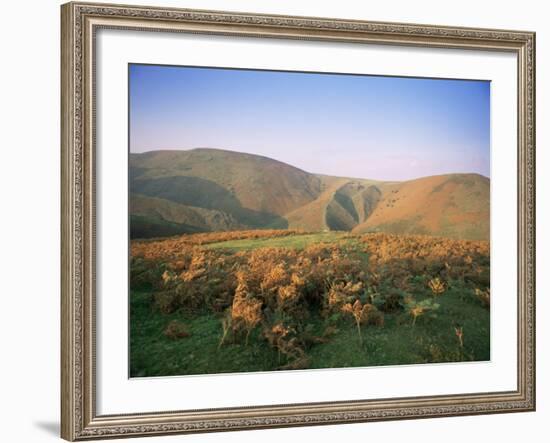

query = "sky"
[129,64,490,181]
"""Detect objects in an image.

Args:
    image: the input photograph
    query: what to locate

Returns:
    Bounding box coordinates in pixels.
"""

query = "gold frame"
[61,2,536,440]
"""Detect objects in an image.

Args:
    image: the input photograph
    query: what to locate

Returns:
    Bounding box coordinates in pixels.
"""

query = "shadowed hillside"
[130,148,489,240]
[130,194,244,238]
[131,148,322,213]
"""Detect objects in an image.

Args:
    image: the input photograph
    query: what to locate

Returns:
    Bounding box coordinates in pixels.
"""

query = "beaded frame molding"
[61,2,535,440]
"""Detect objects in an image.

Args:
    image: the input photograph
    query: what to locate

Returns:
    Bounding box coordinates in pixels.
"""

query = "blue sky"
[129,64,490,181]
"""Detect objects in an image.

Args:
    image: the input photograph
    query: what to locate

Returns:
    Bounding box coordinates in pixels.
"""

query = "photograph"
[128,64,491,377]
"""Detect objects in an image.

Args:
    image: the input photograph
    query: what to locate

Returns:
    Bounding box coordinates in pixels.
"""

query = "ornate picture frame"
[61,2,535,440]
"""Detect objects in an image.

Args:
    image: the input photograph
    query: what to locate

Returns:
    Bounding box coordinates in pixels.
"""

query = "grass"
[309,285,489,368]
[204,231,351,251]
[130,291,281,377]
[130,283,489,377]
[130,231,490,377]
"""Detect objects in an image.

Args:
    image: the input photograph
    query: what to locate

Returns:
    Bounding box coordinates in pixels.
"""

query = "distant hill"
[284,176,382,231]
[130,148,489,240]
[352,174,490,240]
[130,194,244,238]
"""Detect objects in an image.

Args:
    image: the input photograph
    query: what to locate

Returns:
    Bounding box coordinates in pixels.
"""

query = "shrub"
[231,280,263,346]
[428,277,446,295]
[163,320,190,339]
[474,287,490,308]
[153,291,178,314]
[454,324,464,348]
[405,298,440,326]
[341,299,376,344]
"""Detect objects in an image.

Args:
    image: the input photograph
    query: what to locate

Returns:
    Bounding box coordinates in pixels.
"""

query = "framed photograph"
[61,1,536,440]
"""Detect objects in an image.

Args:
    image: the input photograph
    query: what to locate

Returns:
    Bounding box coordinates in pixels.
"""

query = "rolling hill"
[352,174,490,240]
[130,148,489,240]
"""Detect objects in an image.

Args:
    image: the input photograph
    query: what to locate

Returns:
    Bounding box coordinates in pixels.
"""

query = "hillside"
[130,148,489,240]
[130,194,244,238]
[284,177,382,231]
[130,148,322,217]
[352,174,490,240]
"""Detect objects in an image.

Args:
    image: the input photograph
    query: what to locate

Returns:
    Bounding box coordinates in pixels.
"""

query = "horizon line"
[130,146,491,182]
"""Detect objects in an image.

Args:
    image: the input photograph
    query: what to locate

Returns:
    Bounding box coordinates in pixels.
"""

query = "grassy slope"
[130,193,244,237]
[130,148,322,219]
[204,231,349,251]
[285,176,383,232]
[130,232,490,377]
[353,174,490,240]
[130,215,203,239]
[284,177,347,231]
